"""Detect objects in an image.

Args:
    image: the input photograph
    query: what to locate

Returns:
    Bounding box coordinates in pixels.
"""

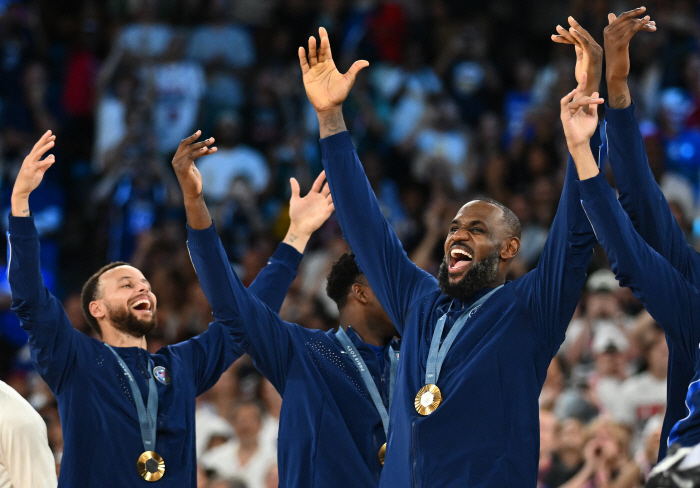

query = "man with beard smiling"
[6,130,331,487]
[299,28,600,486]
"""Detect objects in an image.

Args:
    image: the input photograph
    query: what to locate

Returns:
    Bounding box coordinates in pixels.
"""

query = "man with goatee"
[299,27,599,487]
[6,130,331,487]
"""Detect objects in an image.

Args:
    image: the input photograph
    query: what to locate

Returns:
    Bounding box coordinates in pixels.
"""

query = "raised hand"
[11,131,56,217]
[604,7,656,109]
[561,72,605,180]
[284,171,335,253]
[551,17,603,96]
[561,73,604,149]
[298,27,369,137]
[171,130,217,201]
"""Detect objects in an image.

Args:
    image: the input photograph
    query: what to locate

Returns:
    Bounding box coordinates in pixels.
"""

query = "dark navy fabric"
[578,173,700,450]
[187,223,398,488]
[604,103,699,459]
[320,131,598,488]
[6,215,301,487]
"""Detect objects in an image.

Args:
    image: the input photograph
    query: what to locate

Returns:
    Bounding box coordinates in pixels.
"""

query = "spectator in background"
[149,35,206,154]
[200,401,276,488]
[117,0,173,60]
[197,112,270,203]
[611,325,668,448]
[544,418,587,488]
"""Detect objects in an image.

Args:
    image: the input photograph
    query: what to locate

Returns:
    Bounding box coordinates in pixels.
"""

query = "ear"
[350,283,369,305]
[89,300,106,322]
[500,237,520,260]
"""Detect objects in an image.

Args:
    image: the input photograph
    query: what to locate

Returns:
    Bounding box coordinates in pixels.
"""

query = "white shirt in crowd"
[197,146,270,200]
[150,61,206,153]
[0,380,57,488]
[200,438,276,488]
[611,371,667,427]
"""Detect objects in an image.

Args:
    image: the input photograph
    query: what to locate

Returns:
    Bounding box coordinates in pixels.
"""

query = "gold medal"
[378,443,387,465]
[414,384,442,416]
[137,451,165,481]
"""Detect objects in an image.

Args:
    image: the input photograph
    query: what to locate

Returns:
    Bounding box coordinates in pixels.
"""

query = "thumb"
[290,177,301,200]
[608,13,616,24]
[345,60,370,85]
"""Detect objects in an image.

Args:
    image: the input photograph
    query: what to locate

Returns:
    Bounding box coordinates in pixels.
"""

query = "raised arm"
[563,81,700,366]
[299,28,438,332]
[8,131,82,394]
[186,223,297,393]
[171,132,333,312]
[518,44,601,347]
[602,10,700,275]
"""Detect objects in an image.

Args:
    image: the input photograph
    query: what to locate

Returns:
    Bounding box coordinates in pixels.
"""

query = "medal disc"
[137,451,165,481]
[378,443,387,465]
[414,384,442,416]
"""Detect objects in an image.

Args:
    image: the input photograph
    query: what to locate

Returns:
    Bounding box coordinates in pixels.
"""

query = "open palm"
[299,27,369,113]
[289,171,334,235]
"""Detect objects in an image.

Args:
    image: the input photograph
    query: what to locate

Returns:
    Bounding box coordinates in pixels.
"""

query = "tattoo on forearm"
[21,208,29,215]
[610,94,628,109]
[320,111,346,136]
[287,233,298,243]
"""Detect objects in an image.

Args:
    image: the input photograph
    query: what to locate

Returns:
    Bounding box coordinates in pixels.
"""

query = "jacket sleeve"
[186,222,296,393]
[320,131,438,334]
[7,216,82,394]
[247,242,303,313]
[579,172,700,366]
[605,103,700,278]
[515,134,600,349]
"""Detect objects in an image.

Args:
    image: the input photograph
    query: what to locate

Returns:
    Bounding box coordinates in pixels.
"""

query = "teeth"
[450,249,472,259]
[132,299,151,310]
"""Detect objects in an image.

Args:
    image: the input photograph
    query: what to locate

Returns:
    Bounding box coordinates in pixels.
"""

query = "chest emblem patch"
[153,366,171,385]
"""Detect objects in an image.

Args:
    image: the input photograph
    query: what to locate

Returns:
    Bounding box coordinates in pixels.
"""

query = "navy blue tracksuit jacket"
[320,131,598,487]
[578,172,700,449]
[605,103,698,459]
[7,215,301,487]
[187,223,397,488]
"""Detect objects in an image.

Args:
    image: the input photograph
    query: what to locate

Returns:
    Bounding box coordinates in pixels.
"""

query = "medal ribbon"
[106,345,159,453]
[335,328,398,436]
[425,286,503,386]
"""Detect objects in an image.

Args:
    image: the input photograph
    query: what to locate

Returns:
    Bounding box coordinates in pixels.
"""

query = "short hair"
[472,197,521,239]
[80,261,130,336]
[326,253,363,309]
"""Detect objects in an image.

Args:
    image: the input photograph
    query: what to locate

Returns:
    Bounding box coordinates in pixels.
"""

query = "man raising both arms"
[7,130,329,487]
[181,137,403,486]
[300,28,599,487]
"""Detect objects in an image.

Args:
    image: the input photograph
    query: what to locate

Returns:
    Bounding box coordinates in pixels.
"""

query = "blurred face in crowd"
[439,201,519,299]
[589,421,626,463]
[594,347,625,377]
[231,403,263,445]
[586,291,620,319]
[647,333,669,378]
[558,419,586,453]
[91,266,157,338]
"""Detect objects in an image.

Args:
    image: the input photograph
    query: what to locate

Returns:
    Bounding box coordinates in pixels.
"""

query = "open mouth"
[448,247,473,271]
[131,298,152,312]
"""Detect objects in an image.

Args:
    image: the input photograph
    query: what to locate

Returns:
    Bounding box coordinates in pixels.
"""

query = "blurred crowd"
[0,0,699,486]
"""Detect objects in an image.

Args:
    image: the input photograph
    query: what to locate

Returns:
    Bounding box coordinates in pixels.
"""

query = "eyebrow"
[118,276,151,287]
[451,219,488,227]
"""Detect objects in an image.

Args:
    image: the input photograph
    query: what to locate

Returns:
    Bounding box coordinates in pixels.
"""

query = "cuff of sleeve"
[186,221,218,249]
[319,131,354,160]
[604,101,637,128]
[8,215,38,237]
[576,171,611,202]
[273,242,303,269]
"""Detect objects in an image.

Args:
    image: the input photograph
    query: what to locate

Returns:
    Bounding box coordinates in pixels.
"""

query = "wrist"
[316,108,347,138]
[10,193,30,217]
[283,223,312,254]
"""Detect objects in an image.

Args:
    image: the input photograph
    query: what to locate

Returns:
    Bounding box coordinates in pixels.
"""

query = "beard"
[438,249,501,300]
[106,303,157,338]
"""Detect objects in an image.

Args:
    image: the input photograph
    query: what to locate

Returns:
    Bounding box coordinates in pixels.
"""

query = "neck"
[239,438,258,451]
[338,312,392,347]
[102,326,148,349]
[649,366,667,380]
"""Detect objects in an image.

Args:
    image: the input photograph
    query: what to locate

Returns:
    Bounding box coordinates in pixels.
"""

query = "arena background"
[0,0,697,486]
